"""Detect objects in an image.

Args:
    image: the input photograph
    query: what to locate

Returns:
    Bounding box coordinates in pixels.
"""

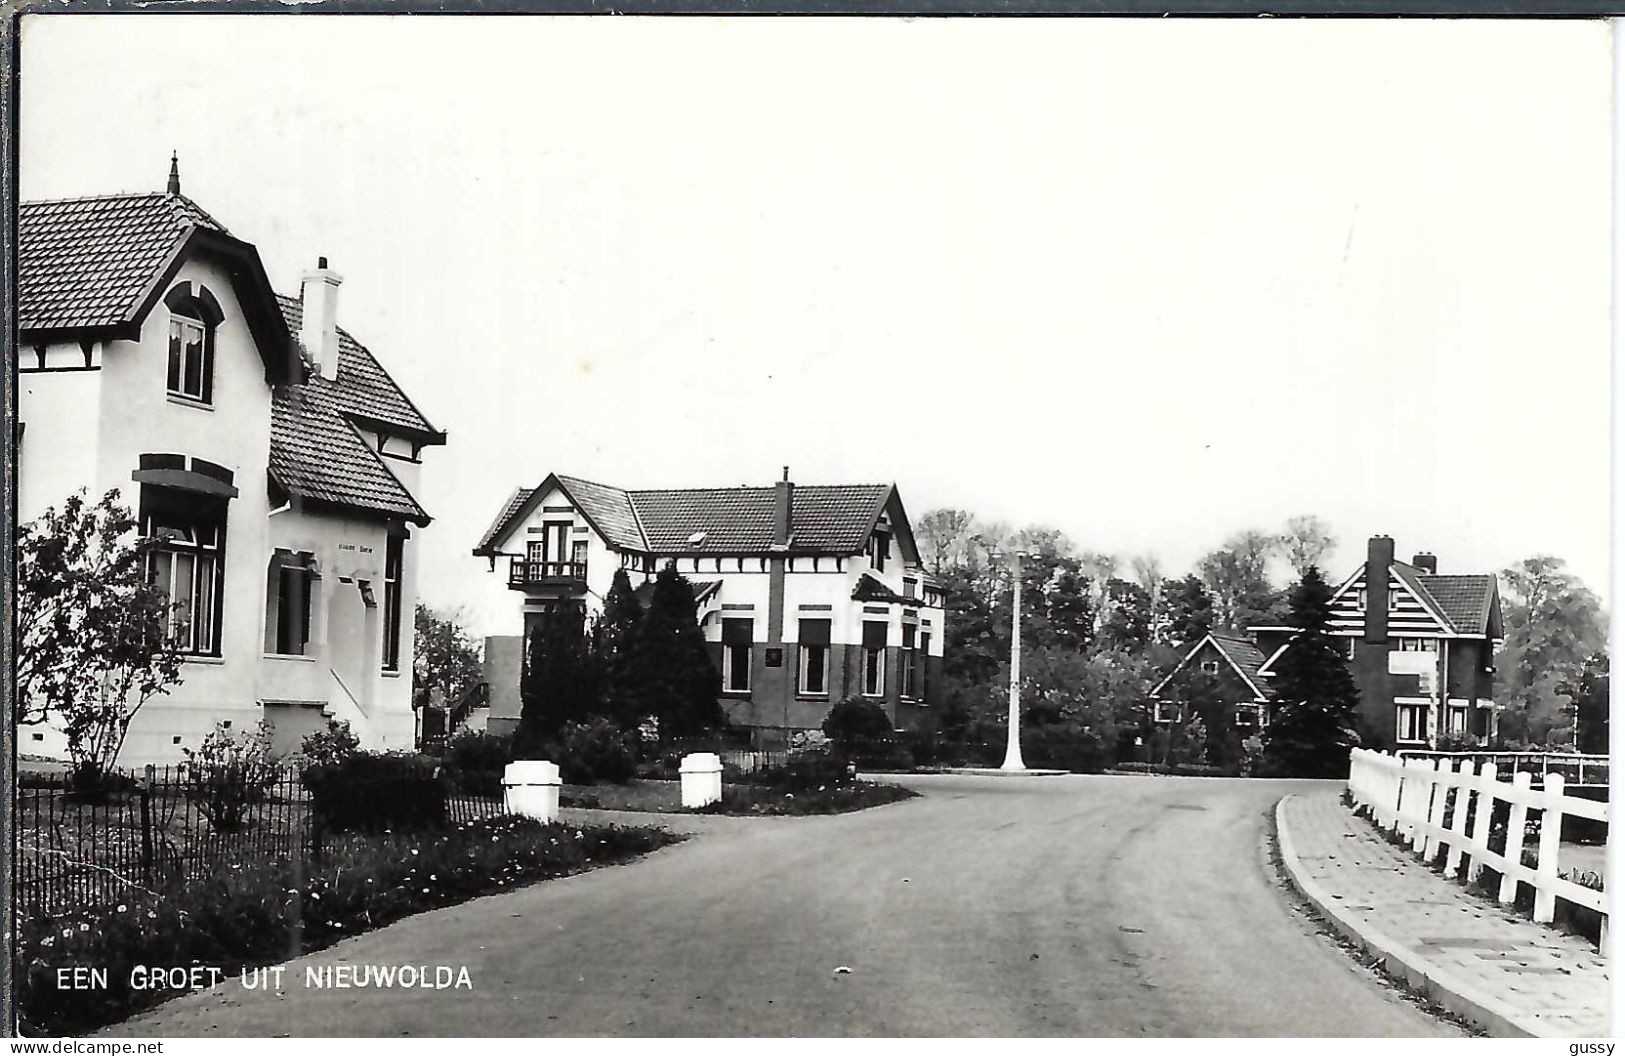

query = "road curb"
[1273,794,1555,1039]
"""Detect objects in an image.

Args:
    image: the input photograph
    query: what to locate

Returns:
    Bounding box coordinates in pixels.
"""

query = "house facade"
[472,471,947,739]
[1151,535,1502,752]
[17,164,443,764]
[1149,632,1273,734]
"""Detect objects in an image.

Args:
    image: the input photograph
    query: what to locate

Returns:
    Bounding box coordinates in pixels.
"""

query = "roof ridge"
[557,472,631,495]
[22,190,175,207]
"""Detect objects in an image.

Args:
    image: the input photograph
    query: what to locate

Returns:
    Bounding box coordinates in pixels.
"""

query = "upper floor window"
[903,576,918,599]
[1199,659,1220,677]
[162,283,223,405]
[869,531,889,572]
[1397,638,1438,653]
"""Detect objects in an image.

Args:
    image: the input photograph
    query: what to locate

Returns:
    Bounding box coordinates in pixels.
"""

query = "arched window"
[163,283,223,404]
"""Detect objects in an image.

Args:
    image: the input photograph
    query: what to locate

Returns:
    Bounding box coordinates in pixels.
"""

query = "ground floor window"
[862,621,887,697]
[722,617,753,693]
[143,488,227,656]
[798,618,830,695]
[266,554,317,655]
[1395,702,1429,743]
[1154,700,1181,724]
[1445,703,1469,737]
[901,625,919,698]
[1235,702,1267,727]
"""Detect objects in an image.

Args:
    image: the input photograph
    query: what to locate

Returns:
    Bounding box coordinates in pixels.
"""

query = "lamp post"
[1002,548,1028,772]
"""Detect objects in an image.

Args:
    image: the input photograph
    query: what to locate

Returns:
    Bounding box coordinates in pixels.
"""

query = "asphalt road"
[107,773,1463,1037]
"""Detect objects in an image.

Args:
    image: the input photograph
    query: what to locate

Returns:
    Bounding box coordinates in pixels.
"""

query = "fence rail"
[1347,748,1607,943]
[1395,749,1609,787]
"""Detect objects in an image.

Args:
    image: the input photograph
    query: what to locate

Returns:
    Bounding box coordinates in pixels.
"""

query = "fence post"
[1417,759,1444,858]
[503,761,562,822]
[680,752,723,809]
[1444,759,1476,876]
[139,764,156,889]
[1466,761,1498,883]
[1499,769,1533,904]
[1396,756,1416,840]
[1532,772,1566,924]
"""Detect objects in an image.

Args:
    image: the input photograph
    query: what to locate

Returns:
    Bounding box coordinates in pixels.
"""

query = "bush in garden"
[737,749,855,792]
[297,719,360,771]
[1022,724,1112,773]
[442,731,514,797]
[550,717,636,785]
[821,697,907,767]
[697,780,917,816]
[181,721,281,833]
[302,751,447,833]
[14,816,681,1037]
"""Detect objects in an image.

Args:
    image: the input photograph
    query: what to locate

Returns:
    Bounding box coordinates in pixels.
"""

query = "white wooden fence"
[1347,747,1608,941]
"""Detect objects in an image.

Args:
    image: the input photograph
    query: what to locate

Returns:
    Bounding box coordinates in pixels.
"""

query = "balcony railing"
[508,559,588,589]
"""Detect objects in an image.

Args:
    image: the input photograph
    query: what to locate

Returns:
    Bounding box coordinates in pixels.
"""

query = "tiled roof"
[852,572,926,608]
[275,295,438,437]
[630,484,891,553]
[557,476,645,551]
[1415,574,1498,636]
[1210,632,1272,698]
[475,476,894,557]
[19,193,225,332]
[270,383,428,524]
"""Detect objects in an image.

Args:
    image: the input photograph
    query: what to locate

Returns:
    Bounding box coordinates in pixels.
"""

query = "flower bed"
[694,780,918,816]
[15,816,680,1037]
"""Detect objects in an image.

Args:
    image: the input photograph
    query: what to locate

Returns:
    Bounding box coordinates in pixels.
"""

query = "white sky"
[20,16,1613,636]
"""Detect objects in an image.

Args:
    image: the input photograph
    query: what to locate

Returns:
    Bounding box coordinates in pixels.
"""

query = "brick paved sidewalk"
[1277,789,1609,1038]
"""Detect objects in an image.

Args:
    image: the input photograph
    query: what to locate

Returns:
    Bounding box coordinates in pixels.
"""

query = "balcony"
[508,558,588,592]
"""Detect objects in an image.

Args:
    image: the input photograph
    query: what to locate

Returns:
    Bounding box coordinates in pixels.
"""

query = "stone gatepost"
[680,752,723,808]
[503,760,562,822]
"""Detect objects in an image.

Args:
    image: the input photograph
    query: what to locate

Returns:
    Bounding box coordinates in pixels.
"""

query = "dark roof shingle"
[270,382,428,524]
[275,295,438,437]
[1415,574,1498,636]
[19,193,224,332]
[1210,632,1272,697]
[475,476,893,556]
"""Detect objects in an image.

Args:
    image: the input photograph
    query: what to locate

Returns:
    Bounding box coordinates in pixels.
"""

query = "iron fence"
[15,764,511,917]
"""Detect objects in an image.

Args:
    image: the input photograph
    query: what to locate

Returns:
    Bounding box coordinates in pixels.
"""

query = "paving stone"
[1281,791,1609,1038]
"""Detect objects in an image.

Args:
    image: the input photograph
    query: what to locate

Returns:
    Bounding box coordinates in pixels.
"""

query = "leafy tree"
[915,508,976,573]
[1098,578,1153,653]
[1496,556,1607,745]
[1279,515,1336,578]
[594,568,644,724]
[632,562,724,739]
[1164,668,1241,771]
[413,604,483,710]
[1046,566,1095,652]
[1261,567,1362,777]
[1155,574,1214,647]
[822,696,896,756]
[1199,530,1278,630]
[1130,554,1164,609]
[16,490,185,786]
[516,605,599,754]
[1569,651,1609,756]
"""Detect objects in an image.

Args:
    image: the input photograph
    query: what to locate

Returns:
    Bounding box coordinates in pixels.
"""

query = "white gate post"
[680,752,723,808]
[503,760,562,822]
[1499,769,1534,904]
[1533,772,1567,924]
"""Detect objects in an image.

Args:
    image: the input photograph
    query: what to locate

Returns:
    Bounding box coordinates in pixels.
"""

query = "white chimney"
[299,256,343,381]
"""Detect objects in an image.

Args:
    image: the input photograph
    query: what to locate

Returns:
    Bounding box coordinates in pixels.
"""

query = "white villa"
[472,470,948,739]
[16,161,444,764]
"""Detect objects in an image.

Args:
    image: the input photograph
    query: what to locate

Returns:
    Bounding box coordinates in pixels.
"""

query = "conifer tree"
[595,567,644,725]
[516,604,598,755]
[631,562,724,740]
[1261,566,1362,777]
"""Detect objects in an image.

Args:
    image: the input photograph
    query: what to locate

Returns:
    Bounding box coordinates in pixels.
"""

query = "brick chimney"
[773,466,793,546]
[299,257,343,382]
[1412,552,1438,575]
[1365,535,1394,644]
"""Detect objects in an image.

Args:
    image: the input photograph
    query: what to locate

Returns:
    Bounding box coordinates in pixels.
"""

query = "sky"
[20,15,1614,638]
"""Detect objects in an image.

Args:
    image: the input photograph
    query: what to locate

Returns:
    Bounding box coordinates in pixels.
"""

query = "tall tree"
[1496,556,1607,745]
[1261,567,1362,777]
[516,605,598,754]
[1130,554,1164,608]
[915,508,976,574]
[1199,530,1278,630]
[413,604,483,710]
[1155,574,1214,647]
[1568,650,1609,756]
[1098,577,1153,653]
[632,562,725,739]
[16,490,186,785]
[1279,515,1336,578]
[594,568,644,725]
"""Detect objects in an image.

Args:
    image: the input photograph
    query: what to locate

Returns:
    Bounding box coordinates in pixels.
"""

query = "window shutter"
[863,621,887,649]
[722,618,754,645]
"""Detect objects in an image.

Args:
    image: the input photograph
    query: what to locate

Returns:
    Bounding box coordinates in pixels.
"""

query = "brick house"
[472,470,947,740]
[1149,631,1274,734]
[17,163,444,763]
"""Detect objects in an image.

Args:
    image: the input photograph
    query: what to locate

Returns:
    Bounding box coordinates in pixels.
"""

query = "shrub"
[1022,725,1112,773]
[550,717,636,785]
[738,749,855,792]
[14,816,681,1037]
[442,731,513,797]
[297,720,360,771]
[697,780,916,816]
[181,722,281,833]
[822,697,896,756]
[302,751,447,834]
